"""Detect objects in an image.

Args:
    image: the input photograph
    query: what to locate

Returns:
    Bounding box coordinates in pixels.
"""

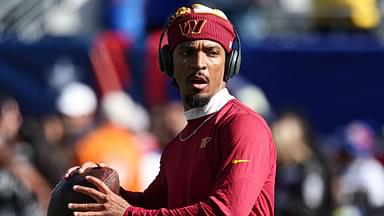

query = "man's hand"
[64,162,107,179]
[68,175,130,216]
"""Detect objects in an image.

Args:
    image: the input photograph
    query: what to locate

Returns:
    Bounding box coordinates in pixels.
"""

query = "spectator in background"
[56,81,98,145]
[0,92,51,215]
[55,81,99,176]
[22,81,98,186]
[75,90,156,191]
[272,110,331,216]
[22,113,69,187]
[331,120,384,216]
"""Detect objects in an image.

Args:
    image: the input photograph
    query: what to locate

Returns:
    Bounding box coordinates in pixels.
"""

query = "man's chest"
[163,128,222,203]
[167,128,219,174]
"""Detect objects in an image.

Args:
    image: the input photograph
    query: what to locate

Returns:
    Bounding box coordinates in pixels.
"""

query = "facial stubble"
[184,94,210,109]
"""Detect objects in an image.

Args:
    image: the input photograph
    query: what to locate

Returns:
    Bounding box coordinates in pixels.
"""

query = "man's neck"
[184,88,234,120]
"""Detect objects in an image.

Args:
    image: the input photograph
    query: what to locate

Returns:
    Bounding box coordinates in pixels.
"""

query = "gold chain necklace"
[179,113,216,142]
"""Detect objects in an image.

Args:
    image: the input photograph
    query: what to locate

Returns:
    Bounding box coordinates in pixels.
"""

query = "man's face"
[173,39,226,110]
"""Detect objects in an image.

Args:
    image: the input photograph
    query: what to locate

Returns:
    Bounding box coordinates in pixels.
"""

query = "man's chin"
[184,94,210,108]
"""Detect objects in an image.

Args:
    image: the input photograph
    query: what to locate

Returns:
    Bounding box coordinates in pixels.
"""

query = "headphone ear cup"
[225,49,241,81]
[159,45,174,77]
[232,48,241,77]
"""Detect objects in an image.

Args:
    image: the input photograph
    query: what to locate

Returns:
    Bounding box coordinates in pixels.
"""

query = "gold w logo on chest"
[200,137,212,148]
[179,19,207,36]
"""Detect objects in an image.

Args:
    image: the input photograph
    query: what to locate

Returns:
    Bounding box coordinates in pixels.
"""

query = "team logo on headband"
[176,7,191,17]
[179,19,207,36]
[169,7,191,23]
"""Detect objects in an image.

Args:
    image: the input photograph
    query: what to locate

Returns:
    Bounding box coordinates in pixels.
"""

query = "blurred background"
[1,0,384,215]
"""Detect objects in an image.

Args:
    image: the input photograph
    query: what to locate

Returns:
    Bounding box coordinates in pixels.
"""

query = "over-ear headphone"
[158,24,241,81]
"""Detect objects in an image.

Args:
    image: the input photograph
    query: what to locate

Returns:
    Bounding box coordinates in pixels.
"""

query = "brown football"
[47,166,120,216]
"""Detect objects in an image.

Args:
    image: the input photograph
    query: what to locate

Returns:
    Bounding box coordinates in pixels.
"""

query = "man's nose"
[190,51,207,71]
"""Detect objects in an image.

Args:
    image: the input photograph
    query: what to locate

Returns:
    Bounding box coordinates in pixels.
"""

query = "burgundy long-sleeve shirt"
[121,98,276,215]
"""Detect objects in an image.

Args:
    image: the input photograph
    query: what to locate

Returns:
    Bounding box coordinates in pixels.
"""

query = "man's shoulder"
[216,99,272,133]
[219,99,266,122]
[216,99,276,154]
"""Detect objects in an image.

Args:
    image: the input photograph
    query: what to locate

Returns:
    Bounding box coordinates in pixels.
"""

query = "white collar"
[184,88,235,120]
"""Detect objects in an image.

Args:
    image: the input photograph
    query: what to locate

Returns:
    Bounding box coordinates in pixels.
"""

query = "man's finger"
[73,185,106,203]
[73,211,104,216]
[85,175,113,194]
[97,162,107,167]
[78,162,98,173]
[64,166,80,179]
[68,203,105,211]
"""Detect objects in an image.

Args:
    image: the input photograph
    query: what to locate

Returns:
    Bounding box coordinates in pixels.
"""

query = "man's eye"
[207,51,219,56]
[180,50,190,56]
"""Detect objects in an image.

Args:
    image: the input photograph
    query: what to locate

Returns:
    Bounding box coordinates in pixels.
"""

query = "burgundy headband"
[167,4,236,53]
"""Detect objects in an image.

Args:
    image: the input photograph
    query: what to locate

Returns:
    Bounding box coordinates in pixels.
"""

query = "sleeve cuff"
[124,206,145,216]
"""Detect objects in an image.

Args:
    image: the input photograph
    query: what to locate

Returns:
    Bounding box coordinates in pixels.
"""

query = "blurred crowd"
[0,83,187,215]
[1,0,384,216]
[2,0,384,42]
[2,75,384,216]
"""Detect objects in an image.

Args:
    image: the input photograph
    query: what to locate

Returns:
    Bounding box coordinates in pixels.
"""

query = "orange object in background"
[75,123,141,191]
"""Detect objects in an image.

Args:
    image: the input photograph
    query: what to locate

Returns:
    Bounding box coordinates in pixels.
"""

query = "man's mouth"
[189,76,208,90]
